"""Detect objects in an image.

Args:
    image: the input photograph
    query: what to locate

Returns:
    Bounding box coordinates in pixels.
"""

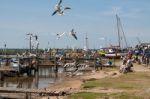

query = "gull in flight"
[69,29,77,40]
[52,0,71,16]
[56,32,66,39]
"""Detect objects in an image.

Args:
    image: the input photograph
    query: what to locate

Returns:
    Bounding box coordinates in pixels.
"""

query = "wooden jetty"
[0,66,17,81]
[0,87,69,99]
[0,66,16,72]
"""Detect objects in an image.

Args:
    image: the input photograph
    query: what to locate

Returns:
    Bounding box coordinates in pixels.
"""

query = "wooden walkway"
[0,87,69,98]
[0,66,16,72]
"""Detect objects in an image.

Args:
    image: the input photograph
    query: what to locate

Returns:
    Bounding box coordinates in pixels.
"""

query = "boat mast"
[116,14,121,48]
[116,14,128,49]
[119,17,128,48]
[85,33,89,50]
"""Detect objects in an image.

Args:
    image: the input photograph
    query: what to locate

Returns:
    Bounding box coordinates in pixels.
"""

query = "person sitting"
[119,58,133,73]
[108,59,112,66]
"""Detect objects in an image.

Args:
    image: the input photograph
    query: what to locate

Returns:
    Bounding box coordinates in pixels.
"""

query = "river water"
[0,67,65,89]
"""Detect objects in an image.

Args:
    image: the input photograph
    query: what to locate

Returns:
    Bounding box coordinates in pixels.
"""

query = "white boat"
[99,14,129,58]
[105,52,127,58]
[10,58,20,72]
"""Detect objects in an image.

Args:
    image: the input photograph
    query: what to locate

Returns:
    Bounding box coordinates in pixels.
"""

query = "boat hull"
[105,53,127,59]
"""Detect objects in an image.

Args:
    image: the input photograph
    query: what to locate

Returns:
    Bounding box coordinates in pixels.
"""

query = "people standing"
[95,58,102,70]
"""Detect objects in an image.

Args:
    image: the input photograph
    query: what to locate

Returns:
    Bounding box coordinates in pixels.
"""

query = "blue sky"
[0,0,150,49]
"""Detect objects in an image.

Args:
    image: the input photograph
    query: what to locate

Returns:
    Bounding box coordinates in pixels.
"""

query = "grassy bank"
[69,92,144,99]
[68,72,150,99]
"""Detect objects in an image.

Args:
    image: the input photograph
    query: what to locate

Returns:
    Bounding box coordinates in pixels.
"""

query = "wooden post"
[113,57,115,66]
[4,44,7,58]
[25,92,31,99]
[55,57,58,73]
[0,58,1,67]
[50,48,52,59]
[35,43,39,89]
[94,53,96,70]
[0,71,4,81]
[54,49,58,73]
[25,92,28,99]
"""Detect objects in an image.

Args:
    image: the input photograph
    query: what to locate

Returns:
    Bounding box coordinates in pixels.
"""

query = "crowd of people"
[120,46,150,73]
[120,51,134,73]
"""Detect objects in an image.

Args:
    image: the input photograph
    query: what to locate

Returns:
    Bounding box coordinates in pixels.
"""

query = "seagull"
[56,32,66,39]
[69,29,77,40]
[52,0,71,16]
[33,35,38,40]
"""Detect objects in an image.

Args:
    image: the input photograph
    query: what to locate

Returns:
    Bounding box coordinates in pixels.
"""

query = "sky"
[0,0,150,49]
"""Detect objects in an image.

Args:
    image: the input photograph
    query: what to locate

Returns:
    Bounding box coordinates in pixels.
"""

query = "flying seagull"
[33,35,38,40]
[52,0,71,16]
[69,29,77,40]
[56,32,66,39]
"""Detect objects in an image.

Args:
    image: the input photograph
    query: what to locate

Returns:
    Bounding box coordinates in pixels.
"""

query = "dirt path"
[133,63,150,72]
[40,61,150,99]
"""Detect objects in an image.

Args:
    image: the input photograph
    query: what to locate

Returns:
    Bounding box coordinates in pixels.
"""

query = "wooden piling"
[0,71,4,81]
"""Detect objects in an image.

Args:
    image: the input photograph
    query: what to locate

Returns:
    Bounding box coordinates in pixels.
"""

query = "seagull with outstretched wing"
[58,0,62,5]
[52,0,71,16]
[69,29,77,40]
[56,32,66,39]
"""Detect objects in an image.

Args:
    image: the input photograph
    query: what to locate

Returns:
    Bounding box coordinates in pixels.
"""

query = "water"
[0,67,65,89]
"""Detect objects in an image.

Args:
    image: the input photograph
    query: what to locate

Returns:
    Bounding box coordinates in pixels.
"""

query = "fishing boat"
[104,47,127,58]
[99,14,128,58]
[99,46,127,58]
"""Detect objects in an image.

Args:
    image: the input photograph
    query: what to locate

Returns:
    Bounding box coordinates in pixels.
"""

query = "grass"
[82,72,150,90]
[68,92,144,99]
[68,92,106,99]
[68,72,150,99]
